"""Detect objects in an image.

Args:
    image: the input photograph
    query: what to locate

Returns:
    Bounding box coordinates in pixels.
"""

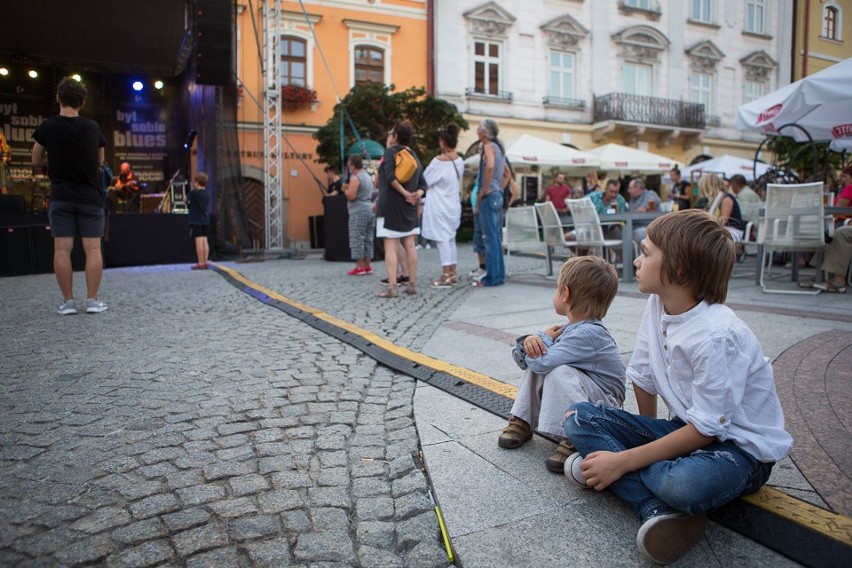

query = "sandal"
[377,287,398,298]
[430,274,455,289]
[797,279,816,289]
[497,417,532,449]
[813,281,847,293]
[545,439,576,473]
[403,284,417,296]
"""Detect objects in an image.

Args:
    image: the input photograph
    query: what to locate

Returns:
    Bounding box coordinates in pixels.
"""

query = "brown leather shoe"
[498,417,532,449]
[545,439,576,473]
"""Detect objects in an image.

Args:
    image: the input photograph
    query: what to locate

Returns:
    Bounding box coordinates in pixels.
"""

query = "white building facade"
[434,0,792,166]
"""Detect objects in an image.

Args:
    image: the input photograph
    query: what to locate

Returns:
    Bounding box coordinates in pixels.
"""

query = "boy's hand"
[522,335,547,358]
[580,451,629,490]
[544,324,564,340]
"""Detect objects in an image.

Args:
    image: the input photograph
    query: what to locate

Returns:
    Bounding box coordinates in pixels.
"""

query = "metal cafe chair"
[563,198,623,266]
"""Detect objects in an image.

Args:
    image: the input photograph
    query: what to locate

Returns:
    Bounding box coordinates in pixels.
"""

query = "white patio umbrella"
[463,134,600,171]
[584,143,677,174]
[681,155,772,181]
[736,57,852,150]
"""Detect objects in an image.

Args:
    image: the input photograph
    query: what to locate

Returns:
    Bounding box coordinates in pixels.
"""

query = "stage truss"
[262,0,285,251]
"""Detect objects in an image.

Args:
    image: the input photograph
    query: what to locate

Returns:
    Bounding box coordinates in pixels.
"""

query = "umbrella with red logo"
[736,58,852,150]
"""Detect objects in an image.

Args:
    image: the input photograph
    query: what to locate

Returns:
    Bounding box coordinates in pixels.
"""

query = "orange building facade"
[235,0,428,249]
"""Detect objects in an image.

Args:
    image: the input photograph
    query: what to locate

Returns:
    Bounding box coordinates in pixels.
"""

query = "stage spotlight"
[183,129,197,149]
[28,70,38,79]
[71,74,82,82]
[154,80,164,90]
[0,68,8,76]
[132,81,144,92]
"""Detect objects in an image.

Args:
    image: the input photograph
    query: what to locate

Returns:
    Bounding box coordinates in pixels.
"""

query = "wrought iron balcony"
[542,96,587,109]
[465,87,513,102]
[593,93,706,129]
[705,114,721,127]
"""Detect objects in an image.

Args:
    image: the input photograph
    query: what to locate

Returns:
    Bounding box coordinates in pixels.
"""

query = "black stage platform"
[0,212,196,277]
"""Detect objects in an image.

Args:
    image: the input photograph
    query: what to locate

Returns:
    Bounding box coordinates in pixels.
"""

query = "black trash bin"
[322,194,350,261]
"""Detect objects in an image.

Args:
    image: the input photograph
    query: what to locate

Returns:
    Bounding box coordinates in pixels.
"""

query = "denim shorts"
[48,201,105,238]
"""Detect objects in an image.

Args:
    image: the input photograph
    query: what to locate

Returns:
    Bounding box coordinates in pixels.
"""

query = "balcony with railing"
[542,96,587,110]
[465,87,513,102]
[593,93,706,129]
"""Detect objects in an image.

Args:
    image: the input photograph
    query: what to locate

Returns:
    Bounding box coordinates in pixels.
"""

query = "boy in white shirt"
[563,209,793,565]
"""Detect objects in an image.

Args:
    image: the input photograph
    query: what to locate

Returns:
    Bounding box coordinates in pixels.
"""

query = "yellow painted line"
[211,263,518,399]
[213,262,852,546]
[743,486,852,545]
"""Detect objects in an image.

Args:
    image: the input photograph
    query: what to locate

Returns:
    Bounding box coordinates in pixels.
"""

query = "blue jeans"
[472,213,484,255]
[477,191,504,285]
[564,402,773,521]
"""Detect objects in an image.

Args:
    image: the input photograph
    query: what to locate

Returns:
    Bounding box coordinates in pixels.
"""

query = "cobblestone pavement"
[0,247,526,567]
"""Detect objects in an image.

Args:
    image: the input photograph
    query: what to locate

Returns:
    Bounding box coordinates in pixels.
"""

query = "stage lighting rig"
[0,68,8,76]
[27,70,38,78]
[154,80,164,90]
[132,81,144,92]
[184,129,197,149]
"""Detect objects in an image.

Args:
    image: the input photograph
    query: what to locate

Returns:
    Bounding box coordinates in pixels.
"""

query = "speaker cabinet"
[0,226,33,276]
[195,0,234,86]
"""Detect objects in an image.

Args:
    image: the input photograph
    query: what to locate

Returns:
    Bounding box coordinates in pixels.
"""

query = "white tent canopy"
[463,134,600,171]
[736,57,852,150]
[584,143,678,174]
[681,155,772,182]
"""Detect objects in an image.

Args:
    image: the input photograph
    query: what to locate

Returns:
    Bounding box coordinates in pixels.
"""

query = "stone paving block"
[391,469,428,499]
[308,486,350,508]
[160,508,211,532]
[215,433,249,449]
[316,450,348,468]
[215,445,255,462]
[111,518,167,545]
[185,546,242,568]
[352,477,389,498]
[395,492,433,522]
[118,480,165,500]
[318,467,351,487]
[257,488,303,513]
[358,545,406,568]
[356,496,395,521]
[202,460,255,481]
[128,493,181,519]
[388,453,416,480]
[271,470,312,489]
[208,497,257,518]
[350,458,388,478]
[244,536,294,566]
[293,530,356,563]
[229,514,281,541]
[355,521,396,549]
[228,473,270,496]
[105,539,175,568]
[282,509,312,532]
[53,532,116,565]
[402,539,451,568]
[171,521,228,556]
[11,527,82,556]
[33,505,88,528]
[165,469,205,489]
[70,506,132,534]
[311,507,350,531]
[387,439,418,461]
[176,483,226,506]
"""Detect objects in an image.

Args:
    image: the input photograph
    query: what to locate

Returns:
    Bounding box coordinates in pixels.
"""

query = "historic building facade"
[792,0,851,79]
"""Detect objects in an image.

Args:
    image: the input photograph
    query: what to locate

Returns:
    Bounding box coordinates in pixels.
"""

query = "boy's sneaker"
[471,268,487,281]
[636,512,706,565]
[347,266,365,276]
[563,452,589,488]
[362,266,373,275]
[85,298,108,314]
[57,300,77,315]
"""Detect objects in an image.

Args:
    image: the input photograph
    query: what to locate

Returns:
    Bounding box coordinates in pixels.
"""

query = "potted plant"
[281,84,317,111]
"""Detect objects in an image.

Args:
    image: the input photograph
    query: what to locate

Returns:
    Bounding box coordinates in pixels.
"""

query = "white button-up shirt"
[627,296,793,462]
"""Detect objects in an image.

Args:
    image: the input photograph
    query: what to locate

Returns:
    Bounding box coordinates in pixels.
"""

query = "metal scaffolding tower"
[262,0,285,251]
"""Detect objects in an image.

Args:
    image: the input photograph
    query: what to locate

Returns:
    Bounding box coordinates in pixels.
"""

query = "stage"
[0,211,197,277]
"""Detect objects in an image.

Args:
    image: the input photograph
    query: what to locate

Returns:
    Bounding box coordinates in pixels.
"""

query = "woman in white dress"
[421,123,463,288]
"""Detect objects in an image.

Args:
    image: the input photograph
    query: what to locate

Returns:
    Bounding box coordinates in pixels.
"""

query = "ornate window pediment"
[463,1,517,38]
[540,14,589,50]
[685,40,725,72]
[740,50,777,81]
[612,26,670,63]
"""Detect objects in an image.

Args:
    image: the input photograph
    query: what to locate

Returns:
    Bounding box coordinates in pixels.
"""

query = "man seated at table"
[545,172,572,213]
[729,174,761,223]
[588,179,628,240]
[627,177,661,245]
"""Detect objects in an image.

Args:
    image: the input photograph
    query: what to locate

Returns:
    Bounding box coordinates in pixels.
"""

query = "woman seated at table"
[833,165,852,227]
[799,225,851,294]
[697,173,746,241]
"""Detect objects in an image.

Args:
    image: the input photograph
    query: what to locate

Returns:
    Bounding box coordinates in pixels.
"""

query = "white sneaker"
[57,300,77,315]
[472,268,487,281]
[85,298,108,314]
[636,512,706,565]
[563,452,589,488]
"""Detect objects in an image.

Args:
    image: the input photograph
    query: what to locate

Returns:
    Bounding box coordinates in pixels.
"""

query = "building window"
[692,0,712,23]
[744,80,766,103]
[690,72,713,112]
[354,46,385,86]
[473,40,501,95]
[624,0,651,8]
[623,62,652,96]
[745,0,766,34]
[280,36,307,86]
[823,6,840,40]
[549,51,576,101]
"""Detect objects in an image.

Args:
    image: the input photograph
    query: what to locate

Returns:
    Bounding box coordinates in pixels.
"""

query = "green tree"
[314,83,469,169]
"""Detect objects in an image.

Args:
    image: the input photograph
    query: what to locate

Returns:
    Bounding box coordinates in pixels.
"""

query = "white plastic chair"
[757,182,826,294]
[564,198,623,265]
[503,206,544,274]
[533,202,575,276]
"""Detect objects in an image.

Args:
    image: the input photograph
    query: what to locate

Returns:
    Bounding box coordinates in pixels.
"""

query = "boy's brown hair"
[645,209,735,304]
[556,256,619,320]
[194,172,208,187]
[57,77,87,109]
